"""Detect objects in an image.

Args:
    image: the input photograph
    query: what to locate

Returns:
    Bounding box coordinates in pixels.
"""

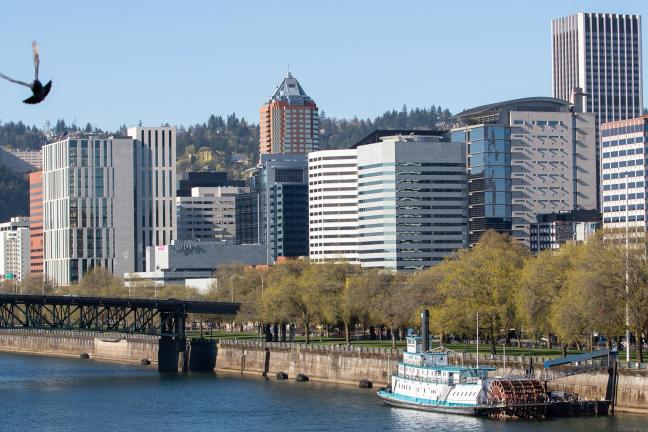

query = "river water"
[0,352,645,432]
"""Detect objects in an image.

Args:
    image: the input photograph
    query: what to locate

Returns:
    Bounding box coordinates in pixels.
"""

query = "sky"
[0,0,646,131]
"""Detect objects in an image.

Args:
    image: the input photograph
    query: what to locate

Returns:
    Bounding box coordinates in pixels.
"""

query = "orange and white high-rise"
[259,73,319,155]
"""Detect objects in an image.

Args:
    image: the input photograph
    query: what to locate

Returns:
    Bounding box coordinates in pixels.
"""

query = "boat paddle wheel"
[487,378,548,418]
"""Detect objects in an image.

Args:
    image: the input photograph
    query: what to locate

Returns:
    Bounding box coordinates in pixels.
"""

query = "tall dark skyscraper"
[552,12,643,123]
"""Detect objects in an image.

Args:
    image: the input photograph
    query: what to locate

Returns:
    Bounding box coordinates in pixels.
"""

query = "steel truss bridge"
[0,294,240,371]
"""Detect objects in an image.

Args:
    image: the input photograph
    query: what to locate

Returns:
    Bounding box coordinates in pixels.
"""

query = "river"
[0,352,644,431]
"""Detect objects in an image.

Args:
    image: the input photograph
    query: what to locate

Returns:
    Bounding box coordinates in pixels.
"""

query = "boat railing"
[395,373,482,385]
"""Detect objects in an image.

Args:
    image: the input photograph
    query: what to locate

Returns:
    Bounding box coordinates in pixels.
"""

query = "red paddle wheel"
[487,378,547,418]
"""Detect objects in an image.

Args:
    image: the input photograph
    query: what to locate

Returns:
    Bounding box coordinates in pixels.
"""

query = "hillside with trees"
[0,165,29,220]
[0,106,454,220]
[319,105,453,150]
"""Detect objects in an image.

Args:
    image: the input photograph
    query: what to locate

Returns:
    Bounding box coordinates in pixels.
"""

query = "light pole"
[625,173,631,363]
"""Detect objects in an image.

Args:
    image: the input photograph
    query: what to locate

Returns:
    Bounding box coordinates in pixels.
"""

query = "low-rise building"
[530,209,600,253]
[124,240,268,286]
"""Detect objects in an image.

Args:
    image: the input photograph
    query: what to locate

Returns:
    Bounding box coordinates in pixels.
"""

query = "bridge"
[0,294,240,371]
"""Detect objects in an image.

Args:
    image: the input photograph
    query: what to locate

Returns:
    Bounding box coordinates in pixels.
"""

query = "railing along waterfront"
[0,327,158,342]
[217,339,648,370]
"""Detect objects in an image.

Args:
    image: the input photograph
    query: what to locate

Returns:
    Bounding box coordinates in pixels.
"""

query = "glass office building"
[451,126,512,245]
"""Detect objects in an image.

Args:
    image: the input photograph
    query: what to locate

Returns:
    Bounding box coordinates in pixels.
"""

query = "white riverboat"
[377,335,498,416]
[377,310,550,418]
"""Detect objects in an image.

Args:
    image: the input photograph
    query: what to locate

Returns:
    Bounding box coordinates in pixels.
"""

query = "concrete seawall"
[217,340,648,414]
[216,340,399,386]
[0,329,158,365]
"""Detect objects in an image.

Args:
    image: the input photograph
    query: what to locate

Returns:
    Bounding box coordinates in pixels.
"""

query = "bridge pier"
[158,336,180,372]
[158,310,187,372]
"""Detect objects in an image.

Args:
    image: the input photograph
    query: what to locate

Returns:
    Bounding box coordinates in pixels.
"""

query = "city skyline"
[0,1,645,131]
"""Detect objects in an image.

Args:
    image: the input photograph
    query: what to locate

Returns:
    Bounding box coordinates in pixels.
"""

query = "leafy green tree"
[516,244,577,347]
[626,247,648,362]
[437,231,529,354]
[369,272,416,348]
[18,275,55,295]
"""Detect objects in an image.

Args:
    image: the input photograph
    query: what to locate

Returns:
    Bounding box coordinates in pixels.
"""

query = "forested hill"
[0,165,29,221]
[174,105,453,174]
[0,106,453,221]
[319,105,452,150]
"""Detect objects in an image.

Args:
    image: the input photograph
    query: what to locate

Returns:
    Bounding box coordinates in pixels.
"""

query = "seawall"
[0,329,158,365]
[216,340,399,386]
[217,340,648,414]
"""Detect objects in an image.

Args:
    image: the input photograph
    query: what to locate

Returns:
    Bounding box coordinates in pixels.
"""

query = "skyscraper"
[259,73,319,155]
[552,12,642,123]
[42,136,137,285]
[127,127,177,272]
[42,128,176,286]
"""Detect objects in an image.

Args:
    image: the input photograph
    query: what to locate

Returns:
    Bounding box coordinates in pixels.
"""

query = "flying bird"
[0,41,52,104]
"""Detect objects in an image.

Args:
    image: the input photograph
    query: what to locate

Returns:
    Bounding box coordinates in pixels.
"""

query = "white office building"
[177,186,249,241]
[43,128,176,286]
[308,135,467,270]
[0,217,30,283]
[127,127,177,271]
[308,149,358,263]
[601,115,648,233]
[552,12,643,123]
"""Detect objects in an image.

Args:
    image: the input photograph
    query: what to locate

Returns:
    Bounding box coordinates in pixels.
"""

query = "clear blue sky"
[1,0,646,130]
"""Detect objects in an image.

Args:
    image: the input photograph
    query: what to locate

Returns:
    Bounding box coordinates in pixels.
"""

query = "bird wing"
[0,72,31,88]
[32,40,39,81]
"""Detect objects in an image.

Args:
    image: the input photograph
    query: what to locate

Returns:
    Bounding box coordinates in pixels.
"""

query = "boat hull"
[377,390,495,416]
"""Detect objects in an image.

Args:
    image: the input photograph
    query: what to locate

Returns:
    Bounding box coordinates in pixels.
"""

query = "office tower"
[127,127,177,271]
[552,13,642,123]
[0,217,30,284]
[356,135,467,270]
[42,136,137,285]
[308,149,358,263]
[29,171,43,275]
[43,128,175,286]
[259,72,319,155]
[601,115,648,234]
[235,154,309,262]
[176,186,249,241]
[452,97,597,247]
[530,209,600,253]
[308,134,467,270]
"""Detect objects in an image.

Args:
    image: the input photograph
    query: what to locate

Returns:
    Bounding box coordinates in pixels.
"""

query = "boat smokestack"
[421,309,430,352]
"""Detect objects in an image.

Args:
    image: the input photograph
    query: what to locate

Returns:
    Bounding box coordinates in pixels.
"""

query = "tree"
[18,275,55,295]
[626,248,648,362]
[571,235,625,348]
[308,262,359,344]
[437,231,529,354]
[71,267,126,297]
[369,271,416,348]
[260,260,319,343]
[551,234,625,354]
[516,244,577,347]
